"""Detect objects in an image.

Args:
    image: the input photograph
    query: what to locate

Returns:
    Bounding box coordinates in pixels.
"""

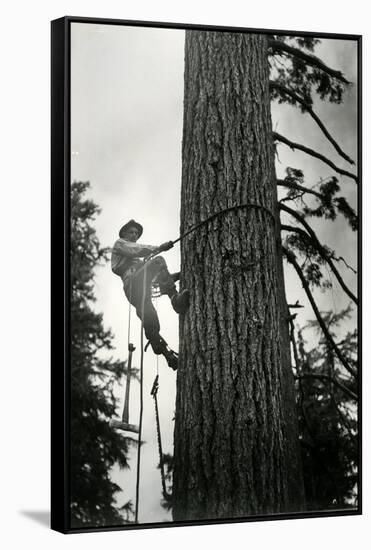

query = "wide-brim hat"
[119,219,143,239]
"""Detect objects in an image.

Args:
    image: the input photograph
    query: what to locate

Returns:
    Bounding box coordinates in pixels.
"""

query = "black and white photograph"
[52,16,360,532]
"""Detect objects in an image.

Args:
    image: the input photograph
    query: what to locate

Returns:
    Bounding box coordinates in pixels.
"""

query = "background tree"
[292,308,358,509]
[272,37,358,510]
[70,181,135,528]
[173,32,358,521]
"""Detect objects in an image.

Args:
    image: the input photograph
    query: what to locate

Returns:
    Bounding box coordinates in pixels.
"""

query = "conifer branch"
[280,204,358,305]
[270,82,355,165]
[282,246,357,379]
[334,256,357,275]
[273,132,358,183]
[295,373,357,401]
[277,179,324,201]
[268,39,350,84]
[278,178,358,234]
[281,223,357,305]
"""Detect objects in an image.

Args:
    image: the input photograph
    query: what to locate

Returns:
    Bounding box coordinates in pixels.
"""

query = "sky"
[70,23,358,524]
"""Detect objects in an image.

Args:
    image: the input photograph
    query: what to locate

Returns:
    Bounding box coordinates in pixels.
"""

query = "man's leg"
[124,275,178,370]
[124,277,160,343]
[147,256,190,314]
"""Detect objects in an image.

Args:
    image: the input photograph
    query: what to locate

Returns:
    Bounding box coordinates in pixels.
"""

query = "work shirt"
[111,238,157,285]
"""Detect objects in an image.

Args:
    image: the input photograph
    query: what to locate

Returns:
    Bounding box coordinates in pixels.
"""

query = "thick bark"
[173,31,305,521]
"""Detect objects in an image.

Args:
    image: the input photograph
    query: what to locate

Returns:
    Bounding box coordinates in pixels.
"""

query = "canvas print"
[67,20,359,529]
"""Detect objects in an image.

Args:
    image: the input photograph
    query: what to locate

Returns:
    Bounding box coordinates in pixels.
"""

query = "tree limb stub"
[273,132,358,183]
[268,39,350,85]
[270,82,354,165]
[282,246,357,379]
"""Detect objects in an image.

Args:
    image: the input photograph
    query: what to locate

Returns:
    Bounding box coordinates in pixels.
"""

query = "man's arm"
[157,241,174,253]
[113,238,157,258]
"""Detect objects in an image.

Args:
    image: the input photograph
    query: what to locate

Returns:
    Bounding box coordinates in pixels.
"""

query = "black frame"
[51,16,362,534]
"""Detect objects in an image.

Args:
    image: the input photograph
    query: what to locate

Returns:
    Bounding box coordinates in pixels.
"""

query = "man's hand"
[158,241,174,252]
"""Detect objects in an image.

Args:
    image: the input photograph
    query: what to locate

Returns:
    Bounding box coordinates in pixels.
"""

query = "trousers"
[123,256,176,350]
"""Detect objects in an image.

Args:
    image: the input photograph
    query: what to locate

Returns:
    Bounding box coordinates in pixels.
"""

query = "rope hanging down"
[151,375,172,503]
[151,295,172,503]
[134,265,147,523]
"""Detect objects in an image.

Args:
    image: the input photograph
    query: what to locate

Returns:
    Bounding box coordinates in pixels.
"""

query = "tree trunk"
[173,30,305,521]
[275,228,306,511]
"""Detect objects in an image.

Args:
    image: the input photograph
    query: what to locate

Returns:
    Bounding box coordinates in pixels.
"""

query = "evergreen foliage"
[269,35,358,509]
[158,453,174,511]
[280,168,357,230]
[70,181,134,528]
[269,35,348,105]
[293,308,358,509]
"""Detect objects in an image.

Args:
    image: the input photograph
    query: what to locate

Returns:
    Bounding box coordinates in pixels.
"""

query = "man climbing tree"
[172,30,358,521]
[111,219,190,370]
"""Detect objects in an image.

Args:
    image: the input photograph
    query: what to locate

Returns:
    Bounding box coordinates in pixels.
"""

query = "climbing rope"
[172,201,276,245]
[150,375,172,502]
[134,264,147,523]
[127,278,133,348]
[154,295,160,377]
[135,201,276,277]
[151,295,172,502]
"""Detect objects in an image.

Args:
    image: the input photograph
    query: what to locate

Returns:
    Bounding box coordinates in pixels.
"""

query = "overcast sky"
[71,22,357,524]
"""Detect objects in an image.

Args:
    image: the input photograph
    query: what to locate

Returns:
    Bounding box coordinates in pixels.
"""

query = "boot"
[150,337,166,355]
[162,347,178,371]
[149,336,178,371]
[158,278,177,296]
[171,289,190,314]
[170,272,180,283]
